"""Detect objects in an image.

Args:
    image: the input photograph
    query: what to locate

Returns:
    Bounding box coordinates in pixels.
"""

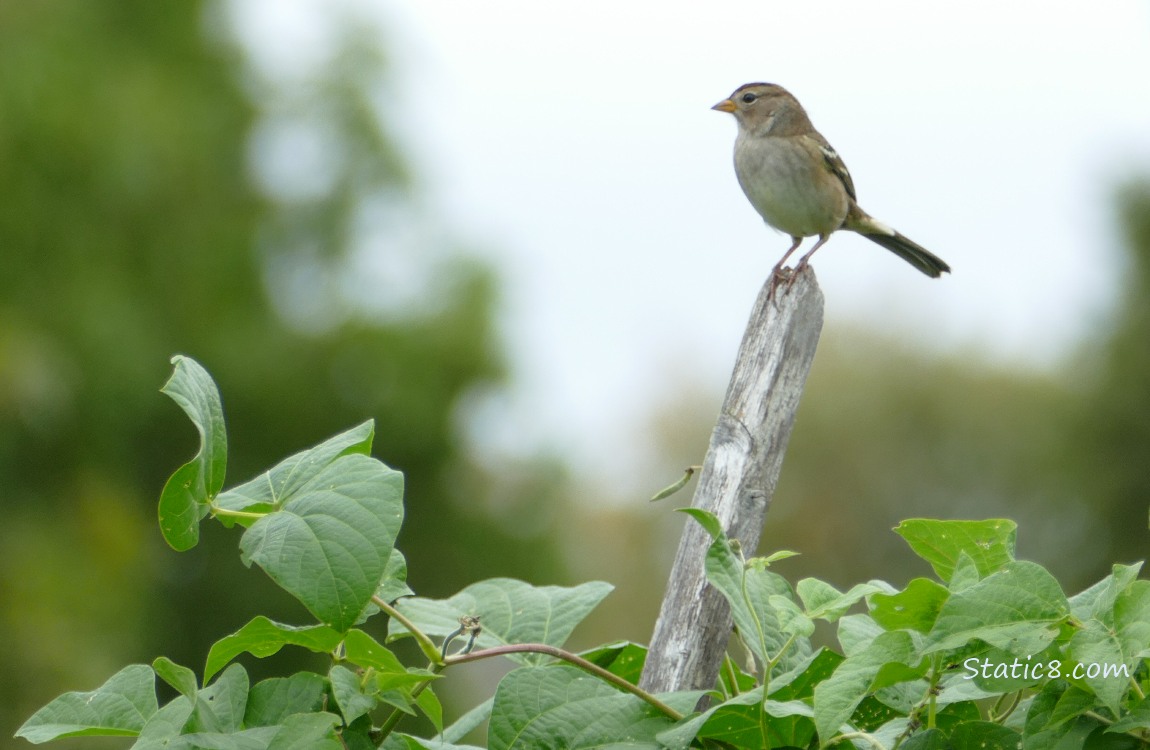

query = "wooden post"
[639,266,824,694]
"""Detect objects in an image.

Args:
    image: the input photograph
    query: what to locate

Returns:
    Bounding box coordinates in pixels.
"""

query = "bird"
[712,83,950,279]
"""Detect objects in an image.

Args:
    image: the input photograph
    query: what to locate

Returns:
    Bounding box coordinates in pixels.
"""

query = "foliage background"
[1,2,1148,748]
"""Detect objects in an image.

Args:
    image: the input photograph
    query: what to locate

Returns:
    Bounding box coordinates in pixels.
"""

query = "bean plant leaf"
[925,560,1069,655]
[215,421,376,516]
[159,355,228,551]
[894,519,1016,582]
[205,616,343,682]
[15,664,158,743]
[389,579,613,666]
[488,666,700,750]
[239,453,404,631]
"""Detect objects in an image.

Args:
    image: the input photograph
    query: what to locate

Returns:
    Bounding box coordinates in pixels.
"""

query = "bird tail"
[862,230,951,278]
[847,211,951,278]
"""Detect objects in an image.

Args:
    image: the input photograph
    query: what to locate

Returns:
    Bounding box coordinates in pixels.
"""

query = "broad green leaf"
[1024,680,1105,747]
[152,657,197,699]
[15,664,158,743]
[488,666,700,750]
[837,613,885,656]
[330,665,378,725]
[343,629,408,672]
[798,579,887,621]
[134,695,194,745]
[186,664,248,734]
[1069,562,1142,623]
[265,712,342,750]
[342,630,435,692]
[657,687,815,750]
[813,630,920,744]
[205,616,343,682]
[134,727,277,750]
[215,421,376,515]
[701,526,812,675]
[925,560,1068,655]
[579,641,648,685]
[870,578,949,633]
[898,728,949,749]
[389,579,613,666]
[159,355,227,551]
[240,453,404,631]
[376,548,414,604]
[1108,696,1150,733]
[894,519,1016,582]
[1067,620,1127,712]
[356,549,415,623]
[245,673,327,727]
[1115,580,1150,666]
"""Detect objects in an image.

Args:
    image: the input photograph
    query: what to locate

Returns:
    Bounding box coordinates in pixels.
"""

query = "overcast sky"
[235,1,1150,485]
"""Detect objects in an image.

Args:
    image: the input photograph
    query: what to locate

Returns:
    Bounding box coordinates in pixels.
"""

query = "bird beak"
[711,98,736,113]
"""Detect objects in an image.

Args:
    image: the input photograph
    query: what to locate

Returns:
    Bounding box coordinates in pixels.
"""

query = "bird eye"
[741,93,757,104]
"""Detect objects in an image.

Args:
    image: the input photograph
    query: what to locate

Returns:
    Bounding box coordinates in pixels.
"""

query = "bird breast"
[733,133,849,238]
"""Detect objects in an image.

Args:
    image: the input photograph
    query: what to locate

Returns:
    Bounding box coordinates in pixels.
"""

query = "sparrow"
[713,83,950,278]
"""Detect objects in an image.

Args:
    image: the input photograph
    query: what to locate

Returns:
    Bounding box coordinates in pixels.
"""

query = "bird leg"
[771,236,804,280]
[792,233,831,278]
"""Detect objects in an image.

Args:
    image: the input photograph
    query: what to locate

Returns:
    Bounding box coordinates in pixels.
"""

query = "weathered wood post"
[639,266,824,694]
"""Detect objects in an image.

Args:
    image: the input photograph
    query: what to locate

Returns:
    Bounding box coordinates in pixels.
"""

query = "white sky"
[236,2,1150,485]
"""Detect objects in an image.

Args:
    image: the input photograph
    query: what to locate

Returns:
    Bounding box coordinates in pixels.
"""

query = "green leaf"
[330,665,378,725]
[1108,696,1150,733]
[837,613,886,656]
[416,687,443,734]
[657,688,816,750]
[343,629,408,672]
[925,560,1069,655]
[159,355,227,551]
[204,616,343,682]
[813,630,920,744]
[265,712,342,750]
[798,579,887,621]
[215,420,376,514]
[389,579,613,666]
[187,664,249,734]
[153,657,198,699]
[677,507,723,539]
[870,578,950,633]
[1069,562,1143,623]
[15,664,157,742]
[894,519,1017,582]
[1024,680,1105,747]
[239,453,404,631]
[488,666,700,750]
[899,728,949,749]
[1067,620,1128,712]
[702,529,812,675]
[244,673,327,727]
[579,641,648,685]
[356,549,415,623]
[133,696,195,747]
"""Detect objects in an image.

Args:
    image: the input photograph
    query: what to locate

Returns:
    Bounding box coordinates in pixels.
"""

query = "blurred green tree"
[1076,179,1150,569]
[0,1,561,741]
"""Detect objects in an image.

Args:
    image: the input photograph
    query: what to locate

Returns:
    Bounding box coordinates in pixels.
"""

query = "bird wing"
[812,135,857,202]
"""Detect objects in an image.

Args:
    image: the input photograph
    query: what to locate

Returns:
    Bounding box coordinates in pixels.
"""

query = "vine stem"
[371,596,443,665]
[445,644,685,721]
[209,505,266,521]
